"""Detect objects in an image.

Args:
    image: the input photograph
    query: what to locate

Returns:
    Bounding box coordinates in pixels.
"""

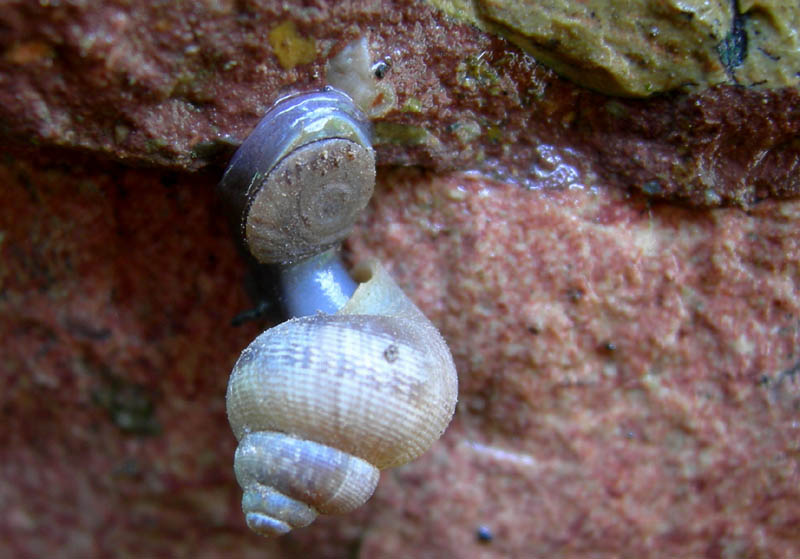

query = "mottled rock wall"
[1,0,798,204]
[1,0,799,557]
[2,157,799,557]
[431,0,800,96]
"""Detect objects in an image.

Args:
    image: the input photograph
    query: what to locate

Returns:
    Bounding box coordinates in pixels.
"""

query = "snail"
[220,87,459,537]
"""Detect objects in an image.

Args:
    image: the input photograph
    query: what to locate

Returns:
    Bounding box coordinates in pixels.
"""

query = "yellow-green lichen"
[113,124,130,145]
[604,101,628,119]
[268,20,316,70]
[485,124,503,144]
[373,122,442,148]
[428,0,800,96]
[402,97,423,113]
[145,137,168,154]
[456,52,501,91]
[171,69,217,104]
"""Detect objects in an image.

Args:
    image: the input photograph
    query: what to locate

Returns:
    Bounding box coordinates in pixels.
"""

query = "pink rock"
[1,156,798,557]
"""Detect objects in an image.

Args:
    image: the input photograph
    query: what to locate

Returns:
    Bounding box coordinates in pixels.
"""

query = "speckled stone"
[1,155,798,557]
[0,1,798,205]
[430,0,800,96]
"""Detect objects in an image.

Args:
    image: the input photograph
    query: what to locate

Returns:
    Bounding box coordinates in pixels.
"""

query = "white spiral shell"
[226,262,458,536]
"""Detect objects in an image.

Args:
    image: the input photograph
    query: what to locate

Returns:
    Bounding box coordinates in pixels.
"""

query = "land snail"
[219,87,459,537]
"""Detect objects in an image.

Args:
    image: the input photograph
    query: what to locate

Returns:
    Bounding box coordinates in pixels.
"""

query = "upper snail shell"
[227,262,458,536]
[219,87,375,264]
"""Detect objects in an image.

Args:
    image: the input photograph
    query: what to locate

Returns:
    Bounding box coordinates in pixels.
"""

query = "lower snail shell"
[226,262,458,536]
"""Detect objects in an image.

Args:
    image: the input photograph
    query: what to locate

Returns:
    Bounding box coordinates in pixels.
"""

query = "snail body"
[221,86,458,537]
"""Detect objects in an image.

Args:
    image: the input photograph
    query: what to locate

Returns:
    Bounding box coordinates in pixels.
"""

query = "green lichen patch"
[456,52,501,91]
[113,123,130,145]
[402,97,424,113]
[190,137,237,161]
[171,69,218,104]
[373,122,442,148]
[484,123,503,144]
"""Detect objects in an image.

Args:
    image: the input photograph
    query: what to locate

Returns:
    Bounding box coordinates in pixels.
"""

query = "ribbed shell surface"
[235,431,379,515]
[226,312,457,470]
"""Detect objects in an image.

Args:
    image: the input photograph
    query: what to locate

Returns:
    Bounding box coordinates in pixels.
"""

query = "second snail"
[219,87,459,537]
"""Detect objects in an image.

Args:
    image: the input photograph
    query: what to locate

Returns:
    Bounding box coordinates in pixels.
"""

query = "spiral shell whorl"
[228,318,455,469]
[226,262,458,534]
[227,262,457,471]
[235,432,379,536]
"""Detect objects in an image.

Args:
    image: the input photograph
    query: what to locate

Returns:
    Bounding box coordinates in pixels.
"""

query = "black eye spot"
[373,61,389,80]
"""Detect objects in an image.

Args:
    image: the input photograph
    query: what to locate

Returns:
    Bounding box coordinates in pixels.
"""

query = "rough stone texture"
[2,155,799,557]
[1,0,799,205]
[2,1,799,556]
[431,0,800,96]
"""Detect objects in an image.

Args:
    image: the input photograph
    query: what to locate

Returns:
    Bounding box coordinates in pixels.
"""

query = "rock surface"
[431,0,800,96]
[1,1,799,556]
[1,155,798,557]
[1,1,798,204]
